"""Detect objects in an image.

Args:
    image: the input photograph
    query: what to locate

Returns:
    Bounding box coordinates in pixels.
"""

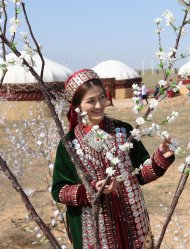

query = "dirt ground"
[0,94,190,249]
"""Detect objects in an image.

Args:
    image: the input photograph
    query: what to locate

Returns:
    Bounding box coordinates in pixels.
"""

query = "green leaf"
[158,62,163,68]
[11,42,18,52]
[185,168,190,175]
[165,68,171,77]
[16,7,21,14]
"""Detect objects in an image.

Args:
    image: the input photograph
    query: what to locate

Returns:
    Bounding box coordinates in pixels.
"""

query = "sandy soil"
[0,94,190,249]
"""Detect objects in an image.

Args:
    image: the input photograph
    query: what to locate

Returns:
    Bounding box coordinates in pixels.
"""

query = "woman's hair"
[72,79,105,107]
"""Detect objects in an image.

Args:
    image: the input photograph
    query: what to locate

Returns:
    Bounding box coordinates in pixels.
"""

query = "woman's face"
[79,85,107,126]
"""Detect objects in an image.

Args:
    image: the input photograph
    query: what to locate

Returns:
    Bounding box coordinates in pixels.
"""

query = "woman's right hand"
[95,178,118,195]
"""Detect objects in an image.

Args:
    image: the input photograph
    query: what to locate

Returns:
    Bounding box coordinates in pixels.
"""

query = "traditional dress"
[52,116,174,249]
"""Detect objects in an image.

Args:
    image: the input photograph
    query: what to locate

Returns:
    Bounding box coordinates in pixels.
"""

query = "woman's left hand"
[159,138,174,158]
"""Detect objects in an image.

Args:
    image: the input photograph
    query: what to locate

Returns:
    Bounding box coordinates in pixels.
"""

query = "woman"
[51,69,174,249]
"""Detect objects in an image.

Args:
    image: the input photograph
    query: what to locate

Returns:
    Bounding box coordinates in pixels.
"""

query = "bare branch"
[155,166,189,249]
[21,2,45,80]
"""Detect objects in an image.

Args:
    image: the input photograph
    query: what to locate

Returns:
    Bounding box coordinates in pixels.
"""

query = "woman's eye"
[100,95,105,100]
[87,99,94,104]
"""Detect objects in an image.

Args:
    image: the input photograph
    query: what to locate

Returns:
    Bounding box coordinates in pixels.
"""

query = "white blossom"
[169,138,179,151]
[149,99,159,109]
[106,152,113,160]
[92,125,99,130]
[156,51,168,60]
[81,111,87,116]
[146,114,153,121]
[187,142,190,150]
[160,131,170,140]
[130,129,141,141]
[132,83,140,90]
[136,117,145,126]
[185,156,190,165]
[48,163,54,170]
[51,219,57,226]
[61,245,67,249]
[162,9,175,26]
[133,105,140,114]
[111,157,120,165]
[53,210,59,217]
[106,167,116,176]
[119,142,133,151]
[158,80,167,87]
[175,146,186,156]
[131,168,140,175]
[74,108,80,113]
[154,17,162,24]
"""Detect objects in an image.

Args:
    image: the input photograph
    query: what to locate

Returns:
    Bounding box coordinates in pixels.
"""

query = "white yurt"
[0,52,73,120]
[178,61,190,95]
[92,60,142,99]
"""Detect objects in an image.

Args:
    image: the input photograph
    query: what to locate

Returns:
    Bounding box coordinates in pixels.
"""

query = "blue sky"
[14,1,190,71]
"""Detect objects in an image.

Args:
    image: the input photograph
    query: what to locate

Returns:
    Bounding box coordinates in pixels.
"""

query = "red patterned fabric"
[59,184,90,206]
[141,148,174,183]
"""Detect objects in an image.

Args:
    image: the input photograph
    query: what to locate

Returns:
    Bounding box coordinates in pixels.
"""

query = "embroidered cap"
[64,69,100,102]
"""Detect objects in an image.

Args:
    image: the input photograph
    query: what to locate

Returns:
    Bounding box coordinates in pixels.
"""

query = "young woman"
[51,69,174,249]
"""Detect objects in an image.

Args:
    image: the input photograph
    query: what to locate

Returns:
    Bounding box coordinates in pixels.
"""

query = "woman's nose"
[95,100,101,108]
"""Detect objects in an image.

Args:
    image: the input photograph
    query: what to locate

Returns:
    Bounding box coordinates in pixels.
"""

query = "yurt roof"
[0,52,73,84]
[92,60,139,80]
[178,61,190,76]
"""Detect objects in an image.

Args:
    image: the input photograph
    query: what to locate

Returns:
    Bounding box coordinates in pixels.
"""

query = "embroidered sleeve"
[59,184,91,206]
[140,148,175,184]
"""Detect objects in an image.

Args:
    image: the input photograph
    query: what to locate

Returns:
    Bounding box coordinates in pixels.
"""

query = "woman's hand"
[95,178,118,195]
[159,138,174,158]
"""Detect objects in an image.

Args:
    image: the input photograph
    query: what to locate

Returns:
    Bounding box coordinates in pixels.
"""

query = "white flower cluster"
[130,128,141,141]
[178,0,190,11]
[171,81,182,93]
[154,16,164,34]
[142,123,160,137]
[75,108,89,125]
[106,151,120,166]
[9,17,21,35]
[119,142,133,152]
[149,99,159,110]
[10,0,22,5]
[168,138,179,152]
[132,83,143,114]
[156,49,177,65]
[106,167,116,176]
[162,9,175,26]
[185,155,190,165]
[131,158,152,176]
[166,111,179,123]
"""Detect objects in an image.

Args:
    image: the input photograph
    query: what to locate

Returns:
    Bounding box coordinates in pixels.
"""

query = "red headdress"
[64,69,100,131]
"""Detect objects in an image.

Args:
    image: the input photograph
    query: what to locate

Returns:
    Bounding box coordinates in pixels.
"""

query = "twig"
[155,167,189,249]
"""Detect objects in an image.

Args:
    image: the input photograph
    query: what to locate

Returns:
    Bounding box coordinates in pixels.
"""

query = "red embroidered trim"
[141,165,159,183]
[59,184,81,206]
[153,148,173,169]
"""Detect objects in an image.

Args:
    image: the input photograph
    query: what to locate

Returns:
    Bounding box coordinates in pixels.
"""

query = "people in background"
[154,83,160,97]
[105,86,114,106]
[141,82,149,104]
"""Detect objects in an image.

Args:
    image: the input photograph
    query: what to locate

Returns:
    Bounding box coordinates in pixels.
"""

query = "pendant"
[82,129,108,152]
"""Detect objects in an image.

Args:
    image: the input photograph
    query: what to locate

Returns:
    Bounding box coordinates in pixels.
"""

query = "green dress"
[51,116,174,249]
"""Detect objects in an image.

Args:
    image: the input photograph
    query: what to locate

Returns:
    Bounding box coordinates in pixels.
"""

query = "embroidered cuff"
[59,184,90,206]
[141,164,160,183]
[153,148,175,170]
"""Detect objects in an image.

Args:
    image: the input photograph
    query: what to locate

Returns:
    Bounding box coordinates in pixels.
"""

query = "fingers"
[95,178,118,195]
